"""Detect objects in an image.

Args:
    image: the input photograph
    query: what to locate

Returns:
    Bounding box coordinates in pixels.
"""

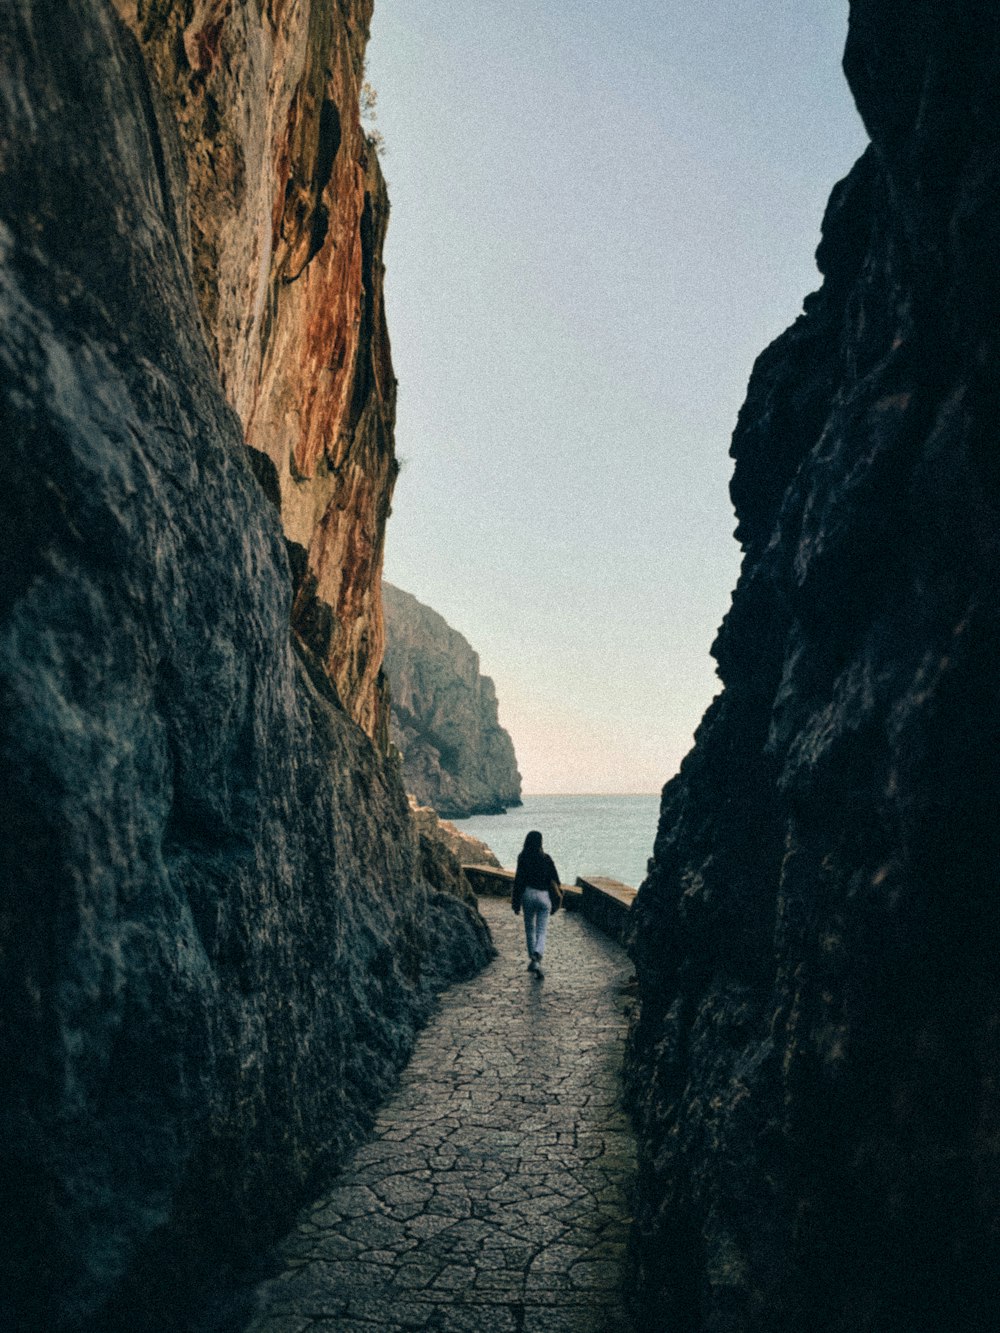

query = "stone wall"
[576,878,636,946]
[0,4,491,1330]
[625,3,1000,1330]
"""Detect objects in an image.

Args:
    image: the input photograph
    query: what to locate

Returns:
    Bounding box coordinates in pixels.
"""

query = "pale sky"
[368,1,868,794]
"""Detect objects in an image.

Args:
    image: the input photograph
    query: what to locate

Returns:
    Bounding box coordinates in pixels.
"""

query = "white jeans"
[522,888,551,959]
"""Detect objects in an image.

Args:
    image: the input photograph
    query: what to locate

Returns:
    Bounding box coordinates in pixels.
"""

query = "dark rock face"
[625,4,1000,1331]
[0,5,491,1331]
[383,583,523,818]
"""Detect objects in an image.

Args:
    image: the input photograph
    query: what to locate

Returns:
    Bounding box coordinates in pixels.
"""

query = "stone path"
[246,897,638,1333]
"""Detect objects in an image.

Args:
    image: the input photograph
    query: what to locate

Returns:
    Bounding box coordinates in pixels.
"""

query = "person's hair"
[518,830,549,887]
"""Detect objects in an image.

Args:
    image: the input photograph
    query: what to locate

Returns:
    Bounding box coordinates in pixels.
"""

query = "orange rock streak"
[113,0,397,742]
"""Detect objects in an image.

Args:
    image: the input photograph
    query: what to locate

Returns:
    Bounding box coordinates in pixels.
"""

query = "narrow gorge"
[626,3,1000,1330]
[3,3,999,1333]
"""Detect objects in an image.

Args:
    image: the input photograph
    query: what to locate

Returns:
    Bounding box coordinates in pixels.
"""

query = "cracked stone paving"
[246,897,638,1332]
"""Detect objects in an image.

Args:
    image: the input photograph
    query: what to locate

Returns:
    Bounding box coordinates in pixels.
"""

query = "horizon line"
[518,791,661,798]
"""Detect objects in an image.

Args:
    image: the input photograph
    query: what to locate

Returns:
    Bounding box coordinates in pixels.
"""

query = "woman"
[511,830,561,979]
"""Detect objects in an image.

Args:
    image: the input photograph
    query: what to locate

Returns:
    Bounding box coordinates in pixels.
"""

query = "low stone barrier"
[574,876,637,945]
[463,865,637,941]
[461,865,513,897]
[462,865,582,911]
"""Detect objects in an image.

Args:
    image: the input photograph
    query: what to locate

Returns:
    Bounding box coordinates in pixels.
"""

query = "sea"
[451,793,662,890]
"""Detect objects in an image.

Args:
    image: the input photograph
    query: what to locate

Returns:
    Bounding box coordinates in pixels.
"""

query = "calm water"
[452,793,662,889]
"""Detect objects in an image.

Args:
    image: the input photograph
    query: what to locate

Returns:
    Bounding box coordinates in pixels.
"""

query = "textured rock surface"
[0,4,491,1331]
[383,583,523,817]
[112,0,396,740]
[625,4,1000,1331]
[405,800,483,911]
[410,798,504,870]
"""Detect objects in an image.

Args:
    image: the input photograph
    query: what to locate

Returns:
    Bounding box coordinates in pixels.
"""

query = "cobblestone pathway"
[247,897,637,1333]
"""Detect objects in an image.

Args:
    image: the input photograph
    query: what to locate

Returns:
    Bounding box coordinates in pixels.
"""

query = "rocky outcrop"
[408,804,480,912]
[0,4,491,1332]
[409,798,503,871]
[383,583,523,817]
[625,4,1000,1331]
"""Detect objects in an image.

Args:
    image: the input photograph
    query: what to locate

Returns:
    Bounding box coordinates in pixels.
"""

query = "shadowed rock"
[626,3,1000,1330]
[0,4,491,1330]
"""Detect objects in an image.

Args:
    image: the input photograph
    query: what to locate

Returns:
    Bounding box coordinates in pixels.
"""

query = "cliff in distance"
[625,3,1000,1331]
[0,4,492,1331]
[383,583,523,818]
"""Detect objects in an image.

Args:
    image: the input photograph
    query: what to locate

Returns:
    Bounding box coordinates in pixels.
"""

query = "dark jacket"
[512,850,561,914]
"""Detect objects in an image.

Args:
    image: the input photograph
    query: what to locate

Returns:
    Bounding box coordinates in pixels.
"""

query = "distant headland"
[382,582,523,818]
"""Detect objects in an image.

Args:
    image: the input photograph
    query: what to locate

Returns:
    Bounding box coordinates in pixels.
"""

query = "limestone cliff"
[625,4,1000,1331]
[0,4,491,1331]
[112,0,396,741]
[383,583,523,818]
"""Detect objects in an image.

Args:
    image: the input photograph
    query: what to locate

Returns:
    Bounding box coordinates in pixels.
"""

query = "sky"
[367,1,868,795]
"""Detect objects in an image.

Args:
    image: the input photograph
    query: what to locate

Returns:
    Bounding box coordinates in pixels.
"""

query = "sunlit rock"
[383,582,523,818]
[409,796,503,871]
[113,0,397,742]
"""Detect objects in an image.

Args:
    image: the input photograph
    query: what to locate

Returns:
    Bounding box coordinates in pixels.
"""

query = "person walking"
[511,830,561,979]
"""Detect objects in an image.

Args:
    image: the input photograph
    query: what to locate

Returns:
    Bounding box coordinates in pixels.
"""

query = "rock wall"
[112,0,396,741]
[383,583,523,818]
[625,4,1000,1330]
[0,4,492,1331]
